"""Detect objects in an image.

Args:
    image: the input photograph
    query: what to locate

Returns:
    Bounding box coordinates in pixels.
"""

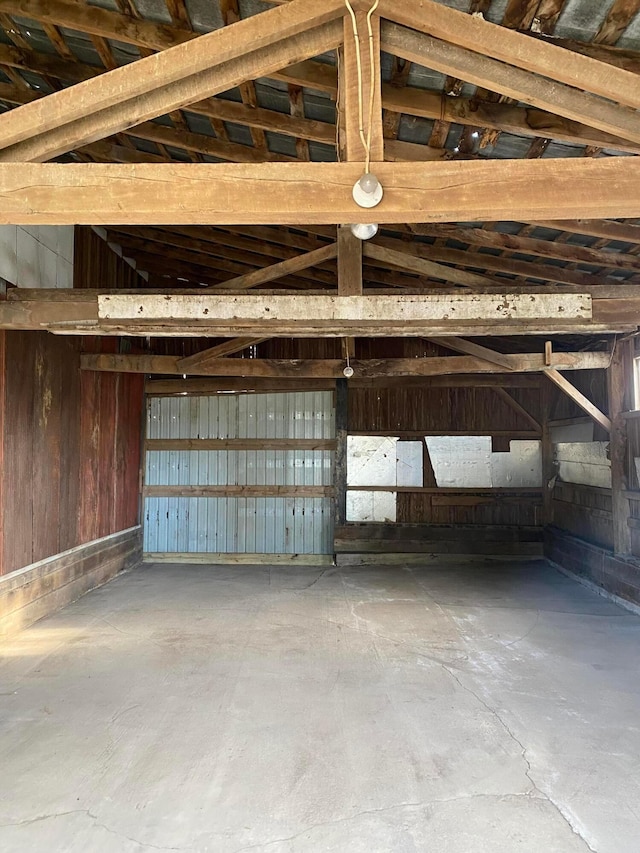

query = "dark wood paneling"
[3,332,35,573]
[74,226,145,290]
[0,331,4,577]
[1,331,144,576]
[545,526,640,607]
[551,482,613,549]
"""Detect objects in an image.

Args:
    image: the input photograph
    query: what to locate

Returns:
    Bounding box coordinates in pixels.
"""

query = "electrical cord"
[344,0,380,172]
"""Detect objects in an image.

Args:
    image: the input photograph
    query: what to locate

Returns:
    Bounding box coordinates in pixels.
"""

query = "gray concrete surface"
[1,558,639,853]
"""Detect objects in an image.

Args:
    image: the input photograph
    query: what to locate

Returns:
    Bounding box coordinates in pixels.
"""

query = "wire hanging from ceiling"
[344,0,380,174]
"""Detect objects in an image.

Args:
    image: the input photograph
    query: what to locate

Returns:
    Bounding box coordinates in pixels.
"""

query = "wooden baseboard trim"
[143,552,333,566]
[0,527,142,639]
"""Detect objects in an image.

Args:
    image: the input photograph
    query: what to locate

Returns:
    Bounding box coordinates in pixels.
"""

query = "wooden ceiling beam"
[0,12,344,159]
[125,121,296,164]
[409,224,640,273]
[1,43,638,157]
[526,219,640,246]
[147,375,543,393]
[106,227,339,288]
[6,288,628,337]
[374,236,634,290]
[381,22,640,146]
[0,45,338,146]
[207,243,337,291]
[337,225,362,296]
[3,160,640,225]
[112,247,324,291]
[380,0,640,110]
[364,242,501,289]
[81,351,611,378]
[197,223,626,290]
[176,338,269,369]
[425,336,516,370]
[276,58,640,155]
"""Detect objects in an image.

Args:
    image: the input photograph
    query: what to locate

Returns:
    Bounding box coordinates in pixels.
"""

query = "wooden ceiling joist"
[208,243,338,291]
[380,22,640,146]
[364,242,505,289]
[381,0,640,110]
[425,337,516,371]
[2,160,640,225]
[81,351,611,378]
[176,338,269,370]
[410,224,640,274]
[0,0,344,160]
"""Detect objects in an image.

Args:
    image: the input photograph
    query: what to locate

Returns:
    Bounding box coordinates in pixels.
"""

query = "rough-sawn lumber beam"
[81,352,611,378]
[1,161,640,224]
[0,2,344,160]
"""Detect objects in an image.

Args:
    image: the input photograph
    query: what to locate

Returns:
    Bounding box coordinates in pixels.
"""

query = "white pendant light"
[352,173,383,208]
[350,222,378,241]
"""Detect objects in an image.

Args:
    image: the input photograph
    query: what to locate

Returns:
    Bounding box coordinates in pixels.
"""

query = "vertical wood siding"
[0,331,144,576]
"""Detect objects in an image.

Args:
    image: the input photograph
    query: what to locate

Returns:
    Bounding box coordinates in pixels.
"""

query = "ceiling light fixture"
[352,172,383,209]
[350,222,378,241]
[345,0,382,237]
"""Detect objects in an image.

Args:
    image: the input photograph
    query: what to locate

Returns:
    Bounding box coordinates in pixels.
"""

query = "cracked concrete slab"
[1,559,639,852]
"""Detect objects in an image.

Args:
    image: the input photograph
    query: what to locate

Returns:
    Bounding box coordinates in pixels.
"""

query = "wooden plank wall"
[74,226,145,290]
[0,331,144,576]
[348,369,542,527]
[153,337,543,528]
[546,367,616,549]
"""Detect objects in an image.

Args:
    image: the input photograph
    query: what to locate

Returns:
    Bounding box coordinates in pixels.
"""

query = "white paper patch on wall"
[491,441,542,487]
[554,442,611,489]
[346,490,396,523]
[550,421,594,443]
[426,436,492,487]
[426,436,542,487]
[347,436,397,487]
[396,441,423,487]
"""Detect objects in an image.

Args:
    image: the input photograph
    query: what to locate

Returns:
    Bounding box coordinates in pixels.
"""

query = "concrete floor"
[1,560,640,853]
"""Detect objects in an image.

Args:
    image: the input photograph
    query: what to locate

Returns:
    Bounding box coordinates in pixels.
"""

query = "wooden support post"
[608,339,633,556]
[337,225,362,296]
[541,378,555,527]
[334,378,348,531]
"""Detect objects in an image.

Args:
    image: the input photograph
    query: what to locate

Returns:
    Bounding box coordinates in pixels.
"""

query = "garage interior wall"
[0,227,147,637]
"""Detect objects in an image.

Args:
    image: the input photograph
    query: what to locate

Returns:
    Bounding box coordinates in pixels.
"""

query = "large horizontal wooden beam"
[82,351,611,378]
[2,160,640,225]
[97,293,591,324]
[145,375,544,395]
[4,287,638,337]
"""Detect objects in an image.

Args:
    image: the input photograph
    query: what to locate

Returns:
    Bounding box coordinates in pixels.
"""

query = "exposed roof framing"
[0,0,638,351]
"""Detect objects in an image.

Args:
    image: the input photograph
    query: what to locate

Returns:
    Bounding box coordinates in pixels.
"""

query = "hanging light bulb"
[352,172,383,208]
[343,365,354,378]
[350,223,378,241]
